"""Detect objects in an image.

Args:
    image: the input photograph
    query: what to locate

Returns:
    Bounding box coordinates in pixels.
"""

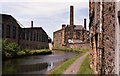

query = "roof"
[23,27,48,35]
[74,25,84,30]
[0,14,13,20]
[53,29,62,33]
[0,14,25,28]
[1,13,48,36]
[23,27,42,29]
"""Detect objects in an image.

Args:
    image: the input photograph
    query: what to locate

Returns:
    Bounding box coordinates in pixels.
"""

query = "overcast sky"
[0,0,88,40]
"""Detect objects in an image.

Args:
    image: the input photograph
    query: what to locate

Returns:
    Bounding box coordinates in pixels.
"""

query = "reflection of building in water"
[2,62,48,74]
[47,62,54,71]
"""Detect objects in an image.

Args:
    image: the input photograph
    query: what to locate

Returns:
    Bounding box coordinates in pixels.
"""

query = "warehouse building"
[1,14,49,50]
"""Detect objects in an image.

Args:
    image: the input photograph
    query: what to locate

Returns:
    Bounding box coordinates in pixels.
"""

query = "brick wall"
[89,1,116,74]
[1,14,49,50]
[102,2,116,74]
[53,29,63,48]
[69,42,90,49]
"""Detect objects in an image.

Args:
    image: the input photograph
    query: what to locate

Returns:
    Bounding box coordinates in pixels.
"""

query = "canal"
[2,50,76,75]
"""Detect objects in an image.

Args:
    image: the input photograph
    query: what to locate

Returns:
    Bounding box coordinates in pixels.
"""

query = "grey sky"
[0,0,89,40]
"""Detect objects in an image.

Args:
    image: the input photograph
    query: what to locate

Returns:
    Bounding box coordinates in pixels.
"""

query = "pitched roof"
[74,25,84,30]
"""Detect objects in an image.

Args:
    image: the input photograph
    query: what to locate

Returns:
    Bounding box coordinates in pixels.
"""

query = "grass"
[51,50,87,74]
[29,49,52,55]
[53,47,89,53]
[77,55,93,74]
[3,49,52,60]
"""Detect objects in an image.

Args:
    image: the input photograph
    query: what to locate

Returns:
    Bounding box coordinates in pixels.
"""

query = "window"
[22,29,25,40]
[12,26,16,39]
[39,33,40,42]
[6,25,10,38]
[39,33,42,42]
[30,31,33,41]
[26,30,29,40]
[42,34,44,42]
[34,32,36,41]
[77,31,80,39]
[18,27,21,39]
[2,24,4,38]
[44,35,45,42]
[37,32,38,41]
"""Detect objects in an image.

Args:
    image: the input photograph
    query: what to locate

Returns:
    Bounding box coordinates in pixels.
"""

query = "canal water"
[2,50,76,75]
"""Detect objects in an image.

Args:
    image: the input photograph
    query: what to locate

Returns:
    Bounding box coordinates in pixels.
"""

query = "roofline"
[1,13,48,36]
[53,29,62,33]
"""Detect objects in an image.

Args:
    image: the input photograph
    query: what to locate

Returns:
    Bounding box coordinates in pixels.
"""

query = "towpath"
[63,52,89,74]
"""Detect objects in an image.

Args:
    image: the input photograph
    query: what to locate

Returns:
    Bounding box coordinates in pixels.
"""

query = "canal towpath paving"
[63,52,89,74]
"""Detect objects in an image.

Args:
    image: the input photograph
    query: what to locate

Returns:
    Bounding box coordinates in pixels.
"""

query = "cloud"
[0,1,89,39]
[1,0,89,2]
[1,2,88,17]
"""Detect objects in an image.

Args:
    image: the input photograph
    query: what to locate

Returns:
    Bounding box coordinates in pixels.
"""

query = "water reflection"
[47,62,53,71]
[3,62,48,74]
[2,51,76,75]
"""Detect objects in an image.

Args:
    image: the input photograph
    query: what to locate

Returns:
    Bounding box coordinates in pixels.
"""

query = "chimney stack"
[70,6,74,26]
[62,24,66,29]
[31,21,33,28]
[84,18,86,30]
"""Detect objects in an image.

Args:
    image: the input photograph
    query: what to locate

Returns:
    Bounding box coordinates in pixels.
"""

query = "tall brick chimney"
[70,6,74,26]
[62,24,66,29]
[84,18,86,30]
[31,21,33,28]
[62,24,66,46]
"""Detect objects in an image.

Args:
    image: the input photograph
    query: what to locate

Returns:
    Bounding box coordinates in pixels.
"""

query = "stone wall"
[53,29,63,48]
[89,1,116,74]
[69,42,90,49]
[102,2,116,74]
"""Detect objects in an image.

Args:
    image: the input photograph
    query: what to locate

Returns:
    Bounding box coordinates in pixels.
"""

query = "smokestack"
[70,6,74,26]
[62,24,66,29]
[31,21,33,28]
[84,19,86,30]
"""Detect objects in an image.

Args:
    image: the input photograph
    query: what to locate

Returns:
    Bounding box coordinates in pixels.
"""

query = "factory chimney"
[70,6,74,26]
[31,21,33,28]
[84,18,86,30]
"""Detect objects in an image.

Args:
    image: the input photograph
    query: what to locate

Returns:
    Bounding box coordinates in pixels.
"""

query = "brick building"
[1,14,49,50]
[53,6,89,48]
[89,0,119,74]
[118,11,120,74]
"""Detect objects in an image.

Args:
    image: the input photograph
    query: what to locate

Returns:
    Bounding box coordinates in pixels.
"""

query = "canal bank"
[2,50,77,75]
[50,49,88,74]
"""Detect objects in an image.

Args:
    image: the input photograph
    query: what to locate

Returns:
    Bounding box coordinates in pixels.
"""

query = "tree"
[2,39,20,58]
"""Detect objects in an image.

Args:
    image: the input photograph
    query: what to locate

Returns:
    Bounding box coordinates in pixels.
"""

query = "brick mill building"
[1,14,49,50]
[118,11,120,75]
[53,6,89,49]
[89,0,119,74]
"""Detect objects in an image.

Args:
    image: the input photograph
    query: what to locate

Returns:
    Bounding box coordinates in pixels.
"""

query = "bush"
[2,39,52,59]
[22,49,30,55]
[17,51,26,56]
[29,49,52,55]
[2,39,20,58]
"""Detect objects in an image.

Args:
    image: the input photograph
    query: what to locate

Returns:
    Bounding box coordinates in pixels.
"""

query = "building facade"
[118,10,120,74]
[53,6,89,49]
[89,0,118,74]
[1,14,49,50]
